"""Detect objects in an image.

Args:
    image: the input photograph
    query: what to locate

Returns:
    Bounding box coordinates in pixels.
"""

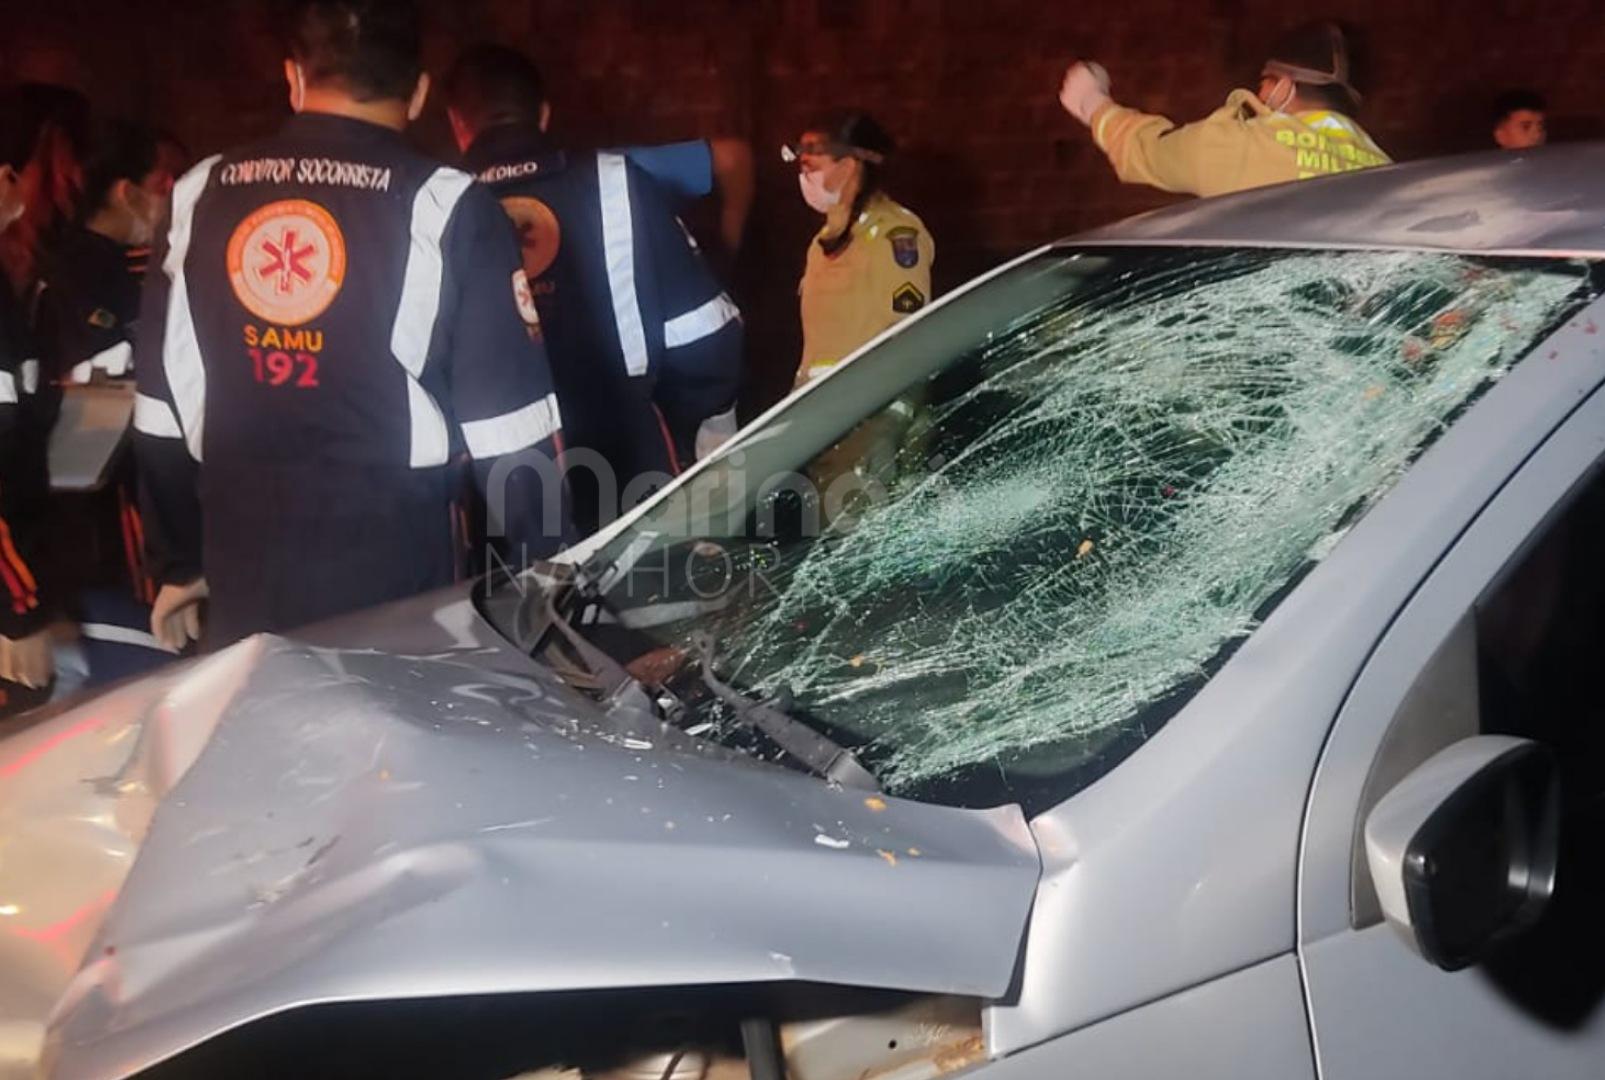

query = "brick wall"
[8,0,1605,406]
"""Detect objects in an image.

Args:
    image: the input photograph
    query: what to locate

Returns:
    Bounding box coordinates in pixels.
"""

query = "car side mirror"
[1364,735,1560,972]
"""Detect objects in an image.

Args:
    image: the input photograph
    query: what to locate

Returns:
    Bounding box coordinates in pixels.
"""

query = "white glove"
[151,578,209,652]
[694,407,740,461]
[0,628,54,689]
[1059,61,1113,126]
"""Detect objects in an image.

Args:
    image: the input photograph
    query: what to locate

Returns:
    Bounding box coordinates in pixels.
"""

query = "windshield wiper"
[537,582,643,699]
[526,574,878,790]
[685,631,879,792]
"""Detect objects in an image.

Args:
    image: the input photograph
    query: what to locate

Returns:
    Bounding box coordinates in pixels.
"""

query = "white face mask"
[798,169,841,214]
[127,204,157,248]
[112,182,160,247]
[1264,76,1296,113]
[289,62,308,113]
[0,167,24,234]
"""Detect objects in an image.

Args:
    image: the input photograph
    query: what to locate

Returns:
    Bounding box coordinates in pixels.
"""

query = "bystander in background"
[1492,90,1548,150]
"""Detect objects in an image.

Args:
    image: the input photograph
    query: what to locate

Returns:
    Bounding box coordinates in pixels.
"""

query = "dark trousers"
[200,464,458,649]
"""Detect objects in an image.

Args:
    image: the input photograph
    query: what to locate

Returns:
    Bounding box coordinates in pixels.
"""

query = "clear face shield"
[780,139,886,168]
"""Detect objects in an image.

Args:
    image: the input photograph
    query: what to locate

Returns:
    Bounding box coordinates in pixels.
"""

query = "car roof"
[1067,142,1605,258]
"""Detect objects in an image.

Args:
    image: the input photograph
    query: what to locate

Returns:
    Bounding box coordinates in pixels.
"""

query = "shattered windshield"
[540,248,1597,810]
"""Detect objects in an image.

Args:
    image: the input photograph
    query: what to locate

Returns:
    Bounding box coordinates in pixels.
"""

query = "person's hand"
[695,407,739,461]
[1060,61,1113,126]
[708,137,755,256]
[151,578,209,652]
[0,629,54,689]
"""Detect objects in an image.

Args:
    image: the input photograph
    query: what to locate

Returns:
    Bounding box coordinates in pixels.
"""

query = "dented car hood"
[0,614,1040,1080]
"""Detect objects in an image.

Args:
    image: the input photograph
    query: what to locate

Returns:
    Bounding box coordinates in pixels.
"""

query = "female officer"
[40,119,170,387]
[789,112,933,385]
[34,119,175,675]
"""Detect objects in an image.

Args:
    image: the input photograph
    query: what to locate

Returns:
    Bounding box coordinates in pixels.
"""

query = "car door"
[1297,380,1605,1078]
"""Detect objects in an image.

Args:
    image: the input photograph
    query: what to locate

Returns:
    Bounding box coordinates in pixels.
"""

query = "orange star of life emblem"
[227,199,347,326]
[500,196,562,281]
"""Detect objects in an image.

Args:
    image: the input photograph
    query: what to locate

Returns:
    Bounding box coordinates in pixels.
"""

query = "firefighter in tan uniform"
[1059,21,1389,199]
[791,113,933,385]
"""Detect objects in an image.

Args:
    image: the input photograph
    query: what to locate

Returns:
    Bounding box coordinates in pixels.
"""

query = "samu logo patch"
[227,199,347,326]
[501,196,563,282]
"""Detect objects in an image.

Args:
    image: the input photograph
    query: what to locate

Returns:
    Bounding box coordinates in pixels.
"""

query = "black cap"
[1263,22,1361,103]
[797,110,894,163]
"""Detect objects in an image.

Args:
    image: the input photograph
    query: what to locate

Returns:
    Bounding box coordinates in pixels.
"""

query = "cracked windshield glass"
[550,248,1596,810]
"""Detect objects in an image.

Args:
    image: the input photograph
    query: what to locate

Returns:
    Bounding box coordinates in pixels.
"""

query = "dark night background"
[7,0,1603,406]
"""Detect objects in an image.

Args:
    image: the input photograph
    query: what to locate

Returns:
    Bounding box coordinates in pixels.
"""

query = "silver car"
[6,145,1605,1080]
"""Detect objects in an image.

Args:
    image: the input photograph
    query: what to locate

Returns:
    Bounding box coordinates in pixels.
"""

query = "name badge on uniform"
[888,226,921,269]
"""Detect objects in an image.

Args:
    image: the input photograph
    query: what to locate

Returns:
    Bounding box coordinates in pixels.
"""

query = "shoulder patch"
[888,226,921,269]
[512,270,541,323]
[87,307,118,330]
[512,269,543,343]
[892,282,926,315]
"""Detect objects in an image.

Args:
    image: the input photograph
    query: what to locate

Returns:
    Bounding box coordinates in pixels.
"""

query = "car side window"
[1355,456,1605,1021]
[1471,461,1605,1023]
